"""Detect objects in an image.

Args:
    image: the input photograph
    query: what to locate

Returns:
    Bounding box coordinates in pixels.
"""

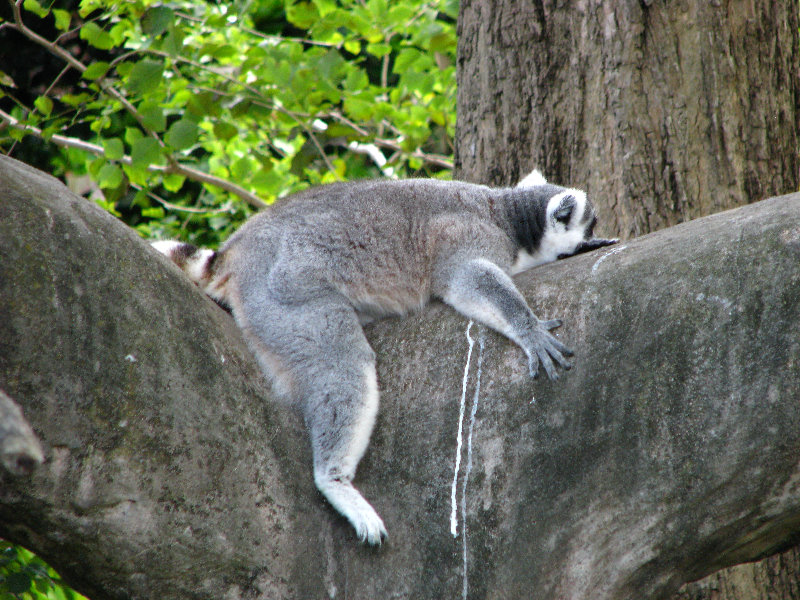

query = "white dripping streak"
[451,320,475,537]
[591,244,627,273]
[461,332,484,600]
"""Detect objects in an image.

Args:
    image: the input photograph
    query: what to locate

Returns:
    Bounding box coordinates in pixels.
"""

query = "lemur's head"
[508,170,618,274]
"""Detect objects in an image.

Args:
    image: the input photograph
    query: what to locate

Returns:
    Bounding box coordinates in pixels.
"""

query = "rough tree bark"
[456,1,800,598]
[2,156,800,599]
[455,0,799,238]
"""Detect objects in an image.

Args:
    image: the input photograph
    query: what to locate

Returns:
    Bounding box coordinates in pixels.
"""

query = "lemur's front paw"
[526,319,574,380]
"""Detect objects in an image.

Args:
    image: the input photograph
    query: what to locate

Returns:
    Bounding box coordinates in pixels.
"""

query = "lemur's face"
[546,188,618,260]
[510,186,618,274]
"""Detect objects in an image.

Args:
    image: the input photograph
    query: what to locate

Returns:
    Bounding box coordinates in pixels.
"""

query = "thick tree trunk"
[2,158,800,599]
[675,547,800,600]
[455,0,799,238]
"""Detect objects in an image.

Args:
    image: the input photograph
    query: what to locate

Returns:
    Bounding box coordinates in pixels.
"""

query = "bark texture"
[675,547,800,600]
[455,0,799,238]
[2,156,800,599]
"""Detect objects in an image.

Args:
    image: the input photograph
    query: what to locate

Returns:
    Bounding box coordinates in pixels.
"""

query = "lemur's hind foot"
[315,471,387,545]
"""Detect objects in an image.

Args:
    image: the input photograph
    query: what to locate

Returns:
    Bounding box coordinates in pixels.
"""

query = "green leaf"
[115,61,133,77]
[97,163,123,189]
[126,60,164,95]
[124,127,144,146]
[0,70,15,88]
[312,0,337,17]
[102,137,124,160]
[344,67,368,92]
[33,95,53,116]
[22,0,48,18]
[213,121,238,141]
[187,92,221,118]
[130,137,162,170]
[162,172,185,192]
[286,1,319,28]
[141,6,173,36]
[60,92,91,106]
[82,61,110,81]
[161,25,184,56]
[343,40,361,55]
[78,0,103,18]
[164,119,198,150]
[366,42,392,58]
[53,8,71,31]
[89,115,110,133]
[80,22,115,50]
[138,102,166,132]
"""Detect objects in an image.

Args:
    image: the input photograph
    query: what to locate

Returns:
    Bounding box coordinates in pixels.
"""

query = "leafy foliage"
[0,0,457,247]
[0,541,87,600]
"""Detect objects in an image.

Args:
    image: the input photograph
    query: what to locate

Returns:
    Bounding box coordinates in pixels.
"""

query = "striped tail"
[151,241,227,306]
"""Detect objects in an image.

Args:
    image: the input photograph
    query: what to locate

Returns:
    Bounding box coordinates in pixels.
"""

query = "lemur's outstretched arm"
[437,257,573,381]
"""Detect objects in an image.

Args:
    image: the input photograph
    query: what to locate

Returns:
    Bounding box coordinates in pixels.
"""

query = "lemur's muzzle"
[557,237,618,260]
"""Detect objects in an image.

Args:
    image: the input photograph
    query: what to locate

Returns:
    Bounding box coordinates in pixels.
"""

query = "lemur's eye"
[553,195,576,224]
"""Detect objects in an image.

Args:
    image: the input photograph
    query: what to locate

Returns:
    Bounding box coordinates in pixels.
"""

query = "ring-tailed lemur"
[152,170,616,544]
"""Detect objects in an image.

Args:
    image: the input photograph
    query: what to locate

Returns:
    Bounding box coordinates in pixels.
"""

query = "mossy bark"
[1,155,800,599]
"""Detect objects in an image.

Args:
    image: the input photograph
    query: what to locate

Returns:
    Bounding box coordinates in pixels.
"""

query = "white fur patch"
[185,248,215,283]
[342,363,380,475]
[152,240,215,286]
[151,240,183,256]
[516,169,548,188]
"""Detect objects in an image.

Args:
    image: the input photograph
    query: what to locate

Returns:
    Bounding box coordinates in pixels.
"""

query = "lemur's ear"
[553,194,577,224]
[517,169,547,188]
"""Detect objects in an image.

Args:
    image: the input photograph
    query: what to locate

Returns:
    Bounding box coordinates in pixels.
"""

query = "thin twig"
[0,107,267,209]
[130,183,232,214]
[327,111,452,169]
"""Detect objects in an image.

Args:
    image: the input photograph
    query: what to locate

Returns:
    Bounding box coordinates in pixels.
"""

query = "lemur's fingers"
[540,318,563,330]
[539,342,573,380]
[528,325,574,380]
[538,349,559,381]
[543,331,574,359]
[539,320,575,357]
[528,353,540,379]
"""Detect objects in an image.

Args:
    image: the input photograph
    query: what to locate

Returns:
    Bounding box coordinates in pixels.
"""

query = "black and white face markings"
[510,172,617,273]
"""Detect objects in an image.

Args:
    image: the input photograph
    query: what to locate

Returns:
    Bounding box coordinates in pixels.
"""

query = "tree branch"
[2,155,800,600]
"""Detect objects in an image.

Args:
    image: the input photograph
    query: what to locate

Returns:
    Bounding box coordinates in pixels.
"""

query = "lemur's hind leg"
[237,293,387,544]
[307,355,386,545]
